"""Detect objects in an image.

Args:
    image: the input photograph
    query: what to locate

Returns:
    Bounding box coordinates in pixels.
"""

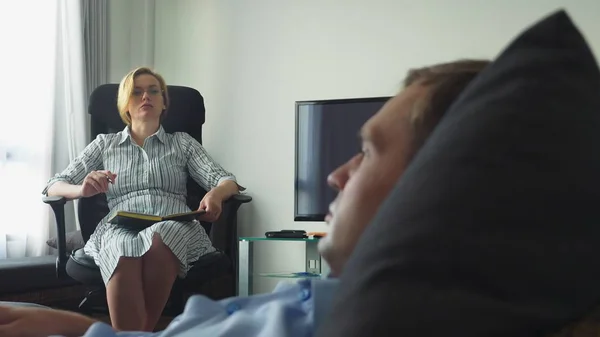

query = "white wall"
[131,0,600,293]
[108,0,156,82]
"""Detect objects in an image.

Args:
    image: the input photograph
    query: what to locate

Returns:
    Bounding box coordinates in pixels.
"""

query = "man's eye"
[352,151,365,168]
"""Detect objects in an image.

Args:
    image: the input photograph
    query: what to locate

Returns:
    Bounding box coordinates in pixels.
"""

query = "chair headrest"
[88,83,206,142]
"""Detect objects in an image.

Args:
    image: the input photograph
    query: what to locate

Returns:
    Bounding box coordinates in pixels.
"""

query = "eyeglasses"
[132,88,162,98]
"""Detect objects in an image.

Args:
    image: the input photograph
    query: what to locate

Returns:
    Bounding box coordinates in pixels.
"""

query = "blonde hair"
[117,67,170,125]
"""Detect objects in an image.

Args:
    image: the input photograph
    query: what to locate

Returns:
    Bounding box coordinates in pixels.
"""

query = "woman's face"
[127,74,164,124]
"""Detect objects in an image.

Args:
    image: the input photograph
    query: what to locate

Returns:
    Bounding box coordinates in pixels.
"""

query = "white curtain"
[49,0,110,254]
[53,0,89,236]
[0,0,91,258]
[82,0,109,106]
[0,1,59,258]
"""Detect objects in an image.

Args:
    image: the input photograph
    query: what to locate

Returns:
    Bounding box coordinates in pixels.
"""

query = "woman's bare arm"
[210,179,240,201]
[46,181,84,199]
[46,170,117,200]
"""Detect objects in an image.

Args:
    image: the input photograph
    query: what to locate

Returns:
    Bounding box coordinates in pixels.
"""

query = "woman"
[42,67,242,331]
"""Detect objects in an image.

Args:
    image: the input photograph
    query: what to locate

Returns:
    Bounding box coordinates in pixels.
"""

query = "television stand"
[237,237,329,296]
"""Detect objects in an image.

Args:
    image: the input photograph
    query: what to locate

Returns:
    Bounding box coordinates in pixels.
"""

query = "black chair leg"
[79,288,105,315]
[168,282,185,316]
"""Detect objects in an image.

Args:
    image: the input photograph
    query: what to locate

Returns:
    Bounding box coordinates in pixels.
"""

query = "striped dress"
[42,126,239,284]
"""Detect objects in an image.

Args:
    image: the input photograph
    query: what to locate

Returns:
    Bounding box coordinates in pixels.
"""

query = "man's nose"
[328,164,349,191]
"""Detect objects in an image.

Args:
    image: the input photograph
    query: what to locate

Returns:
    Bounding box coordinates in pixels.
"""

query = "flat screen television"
[294,96,391,221]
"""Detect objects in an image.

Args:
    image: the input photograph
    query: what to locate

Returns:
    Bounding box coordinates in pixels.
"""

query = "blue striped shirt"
[81,279,339,337]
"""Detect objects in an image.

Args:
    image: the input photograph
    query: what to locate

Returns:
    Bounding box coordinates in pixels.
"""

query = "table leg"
[238,240,253,296]
[305,240,321,274]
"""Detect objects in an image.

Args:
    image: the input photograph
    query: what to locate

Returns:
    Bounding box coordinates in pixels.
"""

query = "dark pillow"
[46,230,85,252]
[318,9,600,337]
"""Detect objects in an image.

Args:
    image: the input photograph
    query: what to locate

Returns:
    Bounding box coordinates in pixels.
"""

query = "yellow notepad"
[107,209,206,229]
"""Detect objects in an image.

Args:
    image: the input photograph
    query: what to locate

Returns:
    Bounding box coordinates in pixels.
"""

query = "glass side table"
[238,237,329,296]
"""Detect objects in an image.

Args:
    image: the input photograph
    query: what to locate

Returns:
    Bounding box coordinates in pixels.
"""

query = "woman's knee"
[147,234,173,255]
[144,235,179,269]
[150,233,166,247]
[145,235,173,257]
[113,256,142,275]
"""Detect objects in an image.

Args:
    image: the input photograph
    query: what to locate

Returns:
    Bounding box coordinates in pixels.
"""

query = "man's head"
[318,59,490,276]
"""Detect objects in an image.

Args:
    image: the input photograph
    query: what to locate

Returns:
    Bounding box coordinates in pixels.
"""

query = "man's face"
[318,84,427,276]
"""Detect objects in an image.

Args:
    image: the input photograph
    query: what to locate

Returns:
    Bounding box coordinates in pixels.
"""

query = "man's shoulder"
[81,279,340,337]
[164,280,323,336]
[183,279,332,310]
[83,321,154,337]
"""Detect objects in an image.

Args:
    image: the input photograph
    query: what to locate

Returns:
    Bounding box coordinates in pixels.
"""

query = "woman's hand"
[0,305,97,337]
[197,192,223,222]
[80,170,117,198]
[197,180,240,222]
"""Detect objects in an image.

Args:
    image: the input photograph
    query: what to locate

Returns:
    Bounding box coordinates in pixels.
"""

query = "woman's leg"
[141,234,180,331]
[106,257,146,331]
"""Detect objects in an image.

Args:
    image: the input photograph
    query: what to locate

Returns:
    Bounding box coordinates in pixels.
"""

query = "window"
[0,1,58,257]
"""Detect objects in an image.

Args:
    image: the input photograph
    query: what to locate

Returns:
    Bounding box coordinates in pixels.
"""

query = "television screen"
[294,97,391,221]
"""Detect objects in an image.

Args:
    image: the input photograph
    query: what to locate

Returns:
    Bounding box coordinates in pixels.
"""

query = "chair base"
[78,287,106,315]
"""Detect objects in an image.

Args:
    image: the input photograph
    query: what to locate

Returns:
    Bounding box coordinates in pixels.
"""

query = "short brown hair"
[404,59,490,149]
[117,67,170,125]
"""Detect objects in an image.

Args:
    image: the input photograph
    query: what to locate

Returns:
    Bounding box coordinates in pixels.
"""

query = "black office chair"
[42,84,251,315]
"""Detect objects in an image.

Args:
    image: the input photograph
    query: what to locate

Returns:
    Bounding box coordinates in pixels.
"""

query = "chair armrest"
[42,195,69,279]
[211,194,252,246]
[211,194,252,259]
[227,194,252,205]
[42,195,67,205]
[209,193,252,296]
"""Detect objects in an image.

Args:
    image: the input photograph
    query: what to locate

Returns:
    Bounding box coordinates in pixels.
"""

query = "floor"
[1,280,234,332]
[0,288,175,332]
